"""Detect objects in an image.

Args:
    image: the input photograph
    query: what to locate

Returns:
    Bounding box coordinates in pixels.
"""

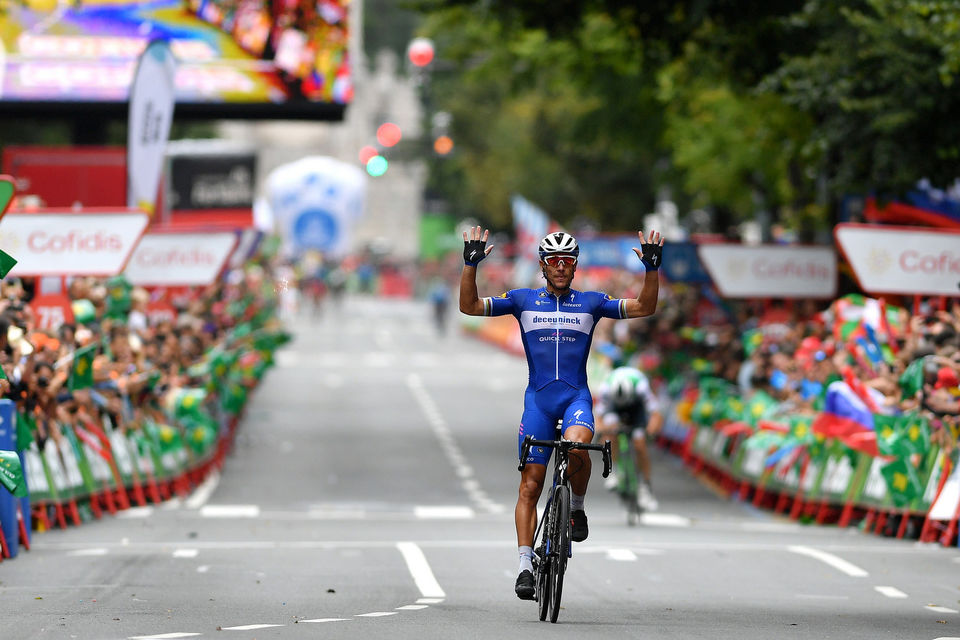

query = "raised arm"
[459,226,494,316]
[623,230,663,319]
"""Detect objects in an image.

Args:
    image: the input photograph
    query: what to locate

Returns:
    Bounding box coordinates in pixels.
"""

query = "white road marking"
[200,504,260,518]
[640,513,692,527]
[129,634,201,639]
[927,605,960,614]
[196,565,210,573]
[416,598,445,604]
[396,605,429,610]
[300,618,349,623]
[67,548,109,556]
[787,545,869,577]
[172,549,199,559]
[160,498,183,510]
[184,471,220,510]
[117,507,154,519]
[407,374,503,514]
[414,506,475,519]
[356,612,397,617]
[875,586,908,598]
[221,624,285,630]
[397,542,446,599]
[606,548,638,561]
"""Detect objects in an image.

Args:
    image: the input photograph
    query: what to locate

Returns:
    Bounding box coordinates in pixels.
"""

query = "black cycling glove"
[464,239,487,267]
[640,241,663,271]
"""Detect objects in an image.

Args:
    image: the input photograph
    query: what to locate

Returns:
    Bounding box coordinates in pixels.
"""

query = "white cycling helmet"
[538,232,579,260]
[609,370,641,406]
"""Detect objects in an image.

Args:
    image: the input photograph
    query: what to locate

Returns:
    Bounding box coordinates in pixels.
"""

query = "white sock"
[518,545,534,573]
[570,492,585,512]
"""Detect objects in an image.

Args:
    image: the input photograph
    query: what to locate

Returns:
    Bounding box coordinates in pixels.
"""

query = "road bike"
[519,429,611,623]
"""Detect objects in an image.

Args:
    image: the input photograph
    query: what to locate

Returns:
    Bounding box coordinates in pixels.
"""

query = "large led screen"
[0,0,350,119]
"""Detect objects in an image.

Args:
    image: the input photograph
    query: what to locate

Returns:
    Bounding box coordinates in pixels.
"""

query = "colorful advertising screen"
[0,0,350,119]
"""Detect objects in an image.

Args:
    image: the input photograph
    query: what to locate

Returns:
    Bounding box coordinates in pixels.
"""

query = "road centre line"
[397,542,446,599]
[787,545,869,577]
[875,585,908,598]
[357,612,398,617]
[221,624,284,630]
[300,618,349,623]
[407,373,503,514]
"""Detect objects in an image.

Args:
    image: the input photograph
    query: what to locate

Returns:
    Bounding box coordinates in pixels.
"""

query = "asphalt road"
[2,296,959,640]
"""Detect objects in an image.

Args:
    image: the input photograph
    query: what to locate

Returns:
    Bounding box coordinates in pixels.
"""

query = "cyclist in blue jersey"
[459,226,663,600]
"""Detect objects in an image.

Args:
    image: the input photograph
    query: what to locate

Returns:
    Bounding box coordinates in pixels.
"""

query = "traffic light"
[433,135,454,156]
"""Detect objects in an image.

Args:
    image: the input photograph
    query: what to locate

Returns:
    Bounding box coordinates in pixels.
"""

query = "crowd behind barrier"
[0,253,291,560]
[461,264,960,545]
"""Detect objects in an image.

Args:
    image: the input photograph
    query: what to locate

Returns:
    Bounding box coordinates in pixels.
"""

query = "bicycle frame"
[518,428,611,622]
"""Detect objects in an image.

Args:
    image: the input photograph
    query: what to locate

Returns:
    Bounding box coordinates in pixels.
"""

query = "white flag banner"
[835,223,960,296]
[127,40,177,214]
[0,210,149,275]
[124,231,237,286]
[698,244,837,299]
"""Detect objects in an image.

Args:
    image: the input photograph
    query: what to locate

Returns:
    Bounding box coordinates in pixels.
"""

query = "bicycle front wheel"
[549,484,570,623]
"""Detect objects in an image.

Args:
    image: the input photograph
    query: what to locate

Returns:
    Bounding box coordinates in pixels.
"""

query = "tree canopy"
[413,0,960,233]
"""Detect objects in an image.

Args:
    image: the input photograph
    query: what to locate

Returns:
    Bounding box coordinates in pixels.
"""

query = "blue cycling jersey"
[483,287,627,391]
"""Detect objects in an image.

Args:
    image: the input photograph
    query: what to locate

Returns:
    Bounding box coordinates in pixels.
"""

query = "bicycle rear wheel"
[549,485,570,623]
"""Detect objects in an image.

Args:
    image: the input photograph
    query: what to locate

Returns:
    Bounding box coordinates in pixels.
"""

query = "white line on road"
[300,618,349,623]
[396,605,429,610]
[196,565,210,573]
[397,542,446,599]
[407,374,504,514]
[129,634,202,639]
[927,605,960,614]
[356,612,398,617]
[200,504,260,518]
[67,548,109,556]
[117,507,154,519]
[185,471,221,510]
[417,598,445,604]
[606,549,638,561]
[787,545,869,577]
[172,549,199,559]
[875,585,908,598]
[221,624,285,630]
[160,498,183,510]
[414,506,475,519]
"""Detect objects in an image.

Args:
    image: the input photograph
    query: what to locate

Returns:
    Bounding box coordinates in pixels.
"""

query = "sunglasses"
[543,255,578,268]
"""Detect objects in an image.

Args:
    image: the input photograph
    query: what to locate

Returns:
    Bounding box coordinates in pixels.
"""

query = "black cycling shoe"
[571,509,589,542]
[515,570,535,600]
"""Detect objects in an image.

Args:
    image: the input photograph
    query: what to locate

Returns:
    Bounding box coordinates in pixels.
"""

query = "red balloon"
[408,37,435,67]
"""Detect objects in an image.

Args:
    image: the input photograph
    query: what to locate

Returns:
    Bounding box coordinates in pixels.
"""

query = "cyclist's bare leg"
[516,463,547,546]
[563,425,593,497]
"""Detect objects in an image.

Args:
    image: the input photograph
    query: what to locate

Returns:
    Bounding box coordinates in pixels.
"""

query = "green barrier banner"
[0,450,27,497]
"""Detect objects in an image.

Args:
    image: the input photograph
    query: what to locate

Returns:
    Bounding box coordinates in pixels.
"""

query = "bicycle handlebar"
[518,434,612,478]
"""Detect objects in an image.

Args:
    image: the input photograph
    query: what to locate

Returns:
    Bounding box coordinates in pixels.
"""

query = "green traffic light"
[366,155,388,177]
